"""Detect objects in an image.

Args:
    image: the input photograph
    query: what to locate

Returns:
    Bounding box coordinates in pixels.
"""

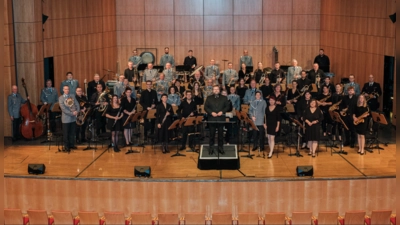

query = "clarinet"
[161,106,171,126]
[112,106,123,128]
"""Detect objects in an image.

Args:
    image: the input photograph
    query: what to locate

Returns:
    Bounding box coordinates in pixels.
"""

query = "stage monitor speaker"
[296,165,313,177]
[28,164,46,175]
[134,166,151,177]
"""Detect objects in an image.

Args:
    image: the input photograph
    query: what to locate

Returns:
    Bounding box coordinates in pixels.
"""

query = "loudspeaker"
[134,166,151,177]
[389,13,396,23]
[28,164,46,175]
[296,165,313,177]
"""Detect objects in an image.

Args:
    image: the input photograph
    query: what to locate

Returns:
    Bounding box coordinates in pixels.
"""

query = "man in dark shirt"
[361,74,382,111]
[319,76,335,94]
[269,62,285,84]
[124,61,136,82]
[87,74,106,100]
[314,49,330,72]
[183,50,197,72]
[177,90,198,150]
[75,87,89,143]
[297,70,312,93]
[341,86,358,147]
[140,81,158,139]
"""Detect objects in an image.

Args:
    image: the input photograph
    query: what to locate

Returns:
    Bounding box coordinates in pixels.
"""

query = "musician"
[167,86,181,106]
[122,78,137,100]
[157,94,174,153]
[155,74,169,101]
[60,72,79,95]
[225,87,241,143]
[265,96,281,158]
[236,78,248,104]
[192,82,204,105]
[353,95,370,155]
[222,62,238,90]
[124,61,136,83]
[303,99,323,157]
[243,79,262,104]
[178,90,197,150]
[121,87,136,149]
[260,77,273,102]
[40,79,58,132]
[140,81,158,140]
[249,91,267,152]
[203,79,214,99]
[90,83,108,135]
[228,86,241,112]
[159,47,175,67]
[128,49,142,68]
[75,87,89,143]
[8,85,28,141]
[163,62,176,84]
[331,84,344,143]
[296,91,312,148]
[87,74,106,100]
[172,79,185,97]
[297,70,312,93]
[286,80,301,114]
[269,62,285,84]
[361,74,382,111]
[183,50,197,72]
[204,85,230,154]
[308,63,325,86]
[320,76,335,94]
[114,75,126,98]
[286,59,302,85]
[220,90,234,144]
[143,63,159,82]
[270,84,286,111]
[317,86,333,136]
[59,85,80,152]
[188,70,205,90]
[238,63,249,83]
[105,95,123,152]
[341,86,358,148]
[253,62,264,83]
[344,74,361,95]
[204,59,220,85]
[239,49,253,67]
[314,49,330,72]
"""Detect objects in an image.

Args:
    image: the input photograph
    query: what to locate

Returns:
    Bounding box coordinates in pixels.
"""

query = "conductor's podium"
[198,144,240,170]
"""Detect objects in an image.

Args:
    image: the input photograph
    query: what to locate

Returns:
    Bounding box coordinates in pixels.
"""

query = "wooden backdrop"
[4,177,396,217]
[320,0,396,112]
[116,0,321,72]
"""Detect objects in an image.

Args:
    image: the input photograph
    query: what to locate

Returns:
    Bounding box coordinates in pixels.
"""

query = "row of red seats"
[4,209,396,225]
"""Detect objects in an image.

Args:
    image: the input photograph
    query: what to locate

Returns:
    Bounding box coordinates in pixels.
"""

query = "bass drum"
[140,52,155,64]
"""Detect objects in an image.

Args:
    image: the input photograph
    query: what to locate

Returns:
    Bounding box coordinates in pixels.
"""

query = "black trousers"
[331,121,343,136]
[253,125,266,150]
[63,122,76,149]
[181,125,195,147]
[76,121,87,141]
[225,117,237,142]
[208,122,224,149]
[94,111,106,135]
[344,116,356,145]
[12,117,21,139]
[144,118,155,138]
[321,111,331,133]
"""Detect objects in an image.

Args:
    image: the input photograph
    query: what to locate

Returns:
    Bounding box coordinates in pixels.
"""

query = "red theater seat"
[237,212,260,225]
[264,212,286,225]
[312,211,338,225]
[104,211,131,225]
[27,210,54,225]
[51,210,79,225]
[338,210,365,225]
[286,211,312,225]
[211,212,233,225]
[77,211,105,225]
[4,208,29,225]
[130,212,154,225]
[182,212,206,225]
[157,212,179,224]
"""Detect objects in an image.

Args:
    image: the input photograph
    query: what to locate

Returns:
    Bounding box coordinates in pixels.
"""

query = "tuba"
[97,89,110,112]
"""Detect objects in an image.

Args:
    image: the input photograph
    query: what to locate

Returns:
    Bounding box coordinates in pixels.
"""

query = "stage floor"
[4,140,396,180]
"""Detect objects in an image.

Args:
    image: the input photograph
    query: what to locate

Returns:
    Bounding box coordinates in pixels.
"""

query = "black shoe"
[208,147,214,155]
[162,146,166,154]
[76,139,81,144]
[252,146,258,151]
[165,147,170,153]
[343,142,350,146]
[219,149,225,154]
[81,139,88,143]
[70,146,77,149]
[350,144,355,148]
[179,146,186,151]
[360,152,364,155]
[267,155,272,159]
[63,147,70,152]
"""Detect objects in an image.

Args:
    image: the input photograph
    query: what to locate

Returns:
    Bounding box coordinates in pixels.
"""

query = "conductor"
[204,85,230,155]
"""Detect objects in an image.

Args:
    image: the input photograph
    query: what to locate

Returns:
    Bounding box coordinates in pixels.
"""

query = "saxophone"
[329,99,342,112]
[354,111,369,125]
[318,94,331,103]
[340,107,348,116]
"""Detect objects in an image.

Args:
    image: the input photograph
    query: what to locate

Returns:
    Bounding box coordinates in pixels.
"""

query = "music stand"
[153,66,164,73]
[241,114,257,159]
[330,111,348,155]
[125,112,144,154]
[184,116,199,153]
[245,66,253,74]
[170,119,185,157]
[287,118,304,157]
[311,83,318,92]
[137,64,147,71]
[368,111,388,153]
[236,110,248,153]
[39,104,52,144]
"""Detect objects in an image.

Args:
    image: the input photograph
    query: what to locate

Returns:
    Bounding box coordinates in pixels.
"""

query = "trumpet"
[300,85,309,93]
[354,111,369,125]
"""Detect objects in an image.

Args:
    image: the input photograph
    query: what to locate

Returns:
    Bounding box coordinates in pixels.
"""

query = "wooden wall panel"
[117,31,146,46]
[4,178,396,216]
[234,16,262,31]
[203,0,233,15]
[116,0,145,15]
[204,16,233,30]
[144,0,174,15]
[291,31,320,46]
[292,0,321,15]
[204,31,233,46]
[233,0,262,15]
[263,15,292,30]
[292,15,320,30]
[262,31,291,45]
[145,31,175,46]
[262,0,292,15]
[233,31,262,46]
[174,16,203,30]
[174,0,204,15]
[174,31,204,46]
[233,46,263,68]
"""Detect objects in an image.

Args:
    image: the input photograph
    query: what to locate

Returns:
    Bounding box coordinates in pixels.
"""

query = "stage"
[4,141,396,180]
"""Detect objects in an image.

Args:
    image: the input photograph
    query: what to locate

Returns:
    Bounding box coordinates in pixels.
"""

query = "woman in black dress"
[192,82,204,106]
[121,88,136,148]
[271,84,286,111]
[331,84,344,143]
[303,99,323,157]
[353,95,369,155]
[265,96,281,158]
[238,63,249,83]
[105,95,124,152]
[236,78,248,104]
[156,94,174,153]
[317,85,332,136]
[260,77,273,102]
[253,62,264,83]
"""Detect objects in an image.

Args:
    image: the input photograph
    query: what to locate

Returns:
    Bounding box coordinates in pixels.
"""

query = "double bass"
[20,78,44,139]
